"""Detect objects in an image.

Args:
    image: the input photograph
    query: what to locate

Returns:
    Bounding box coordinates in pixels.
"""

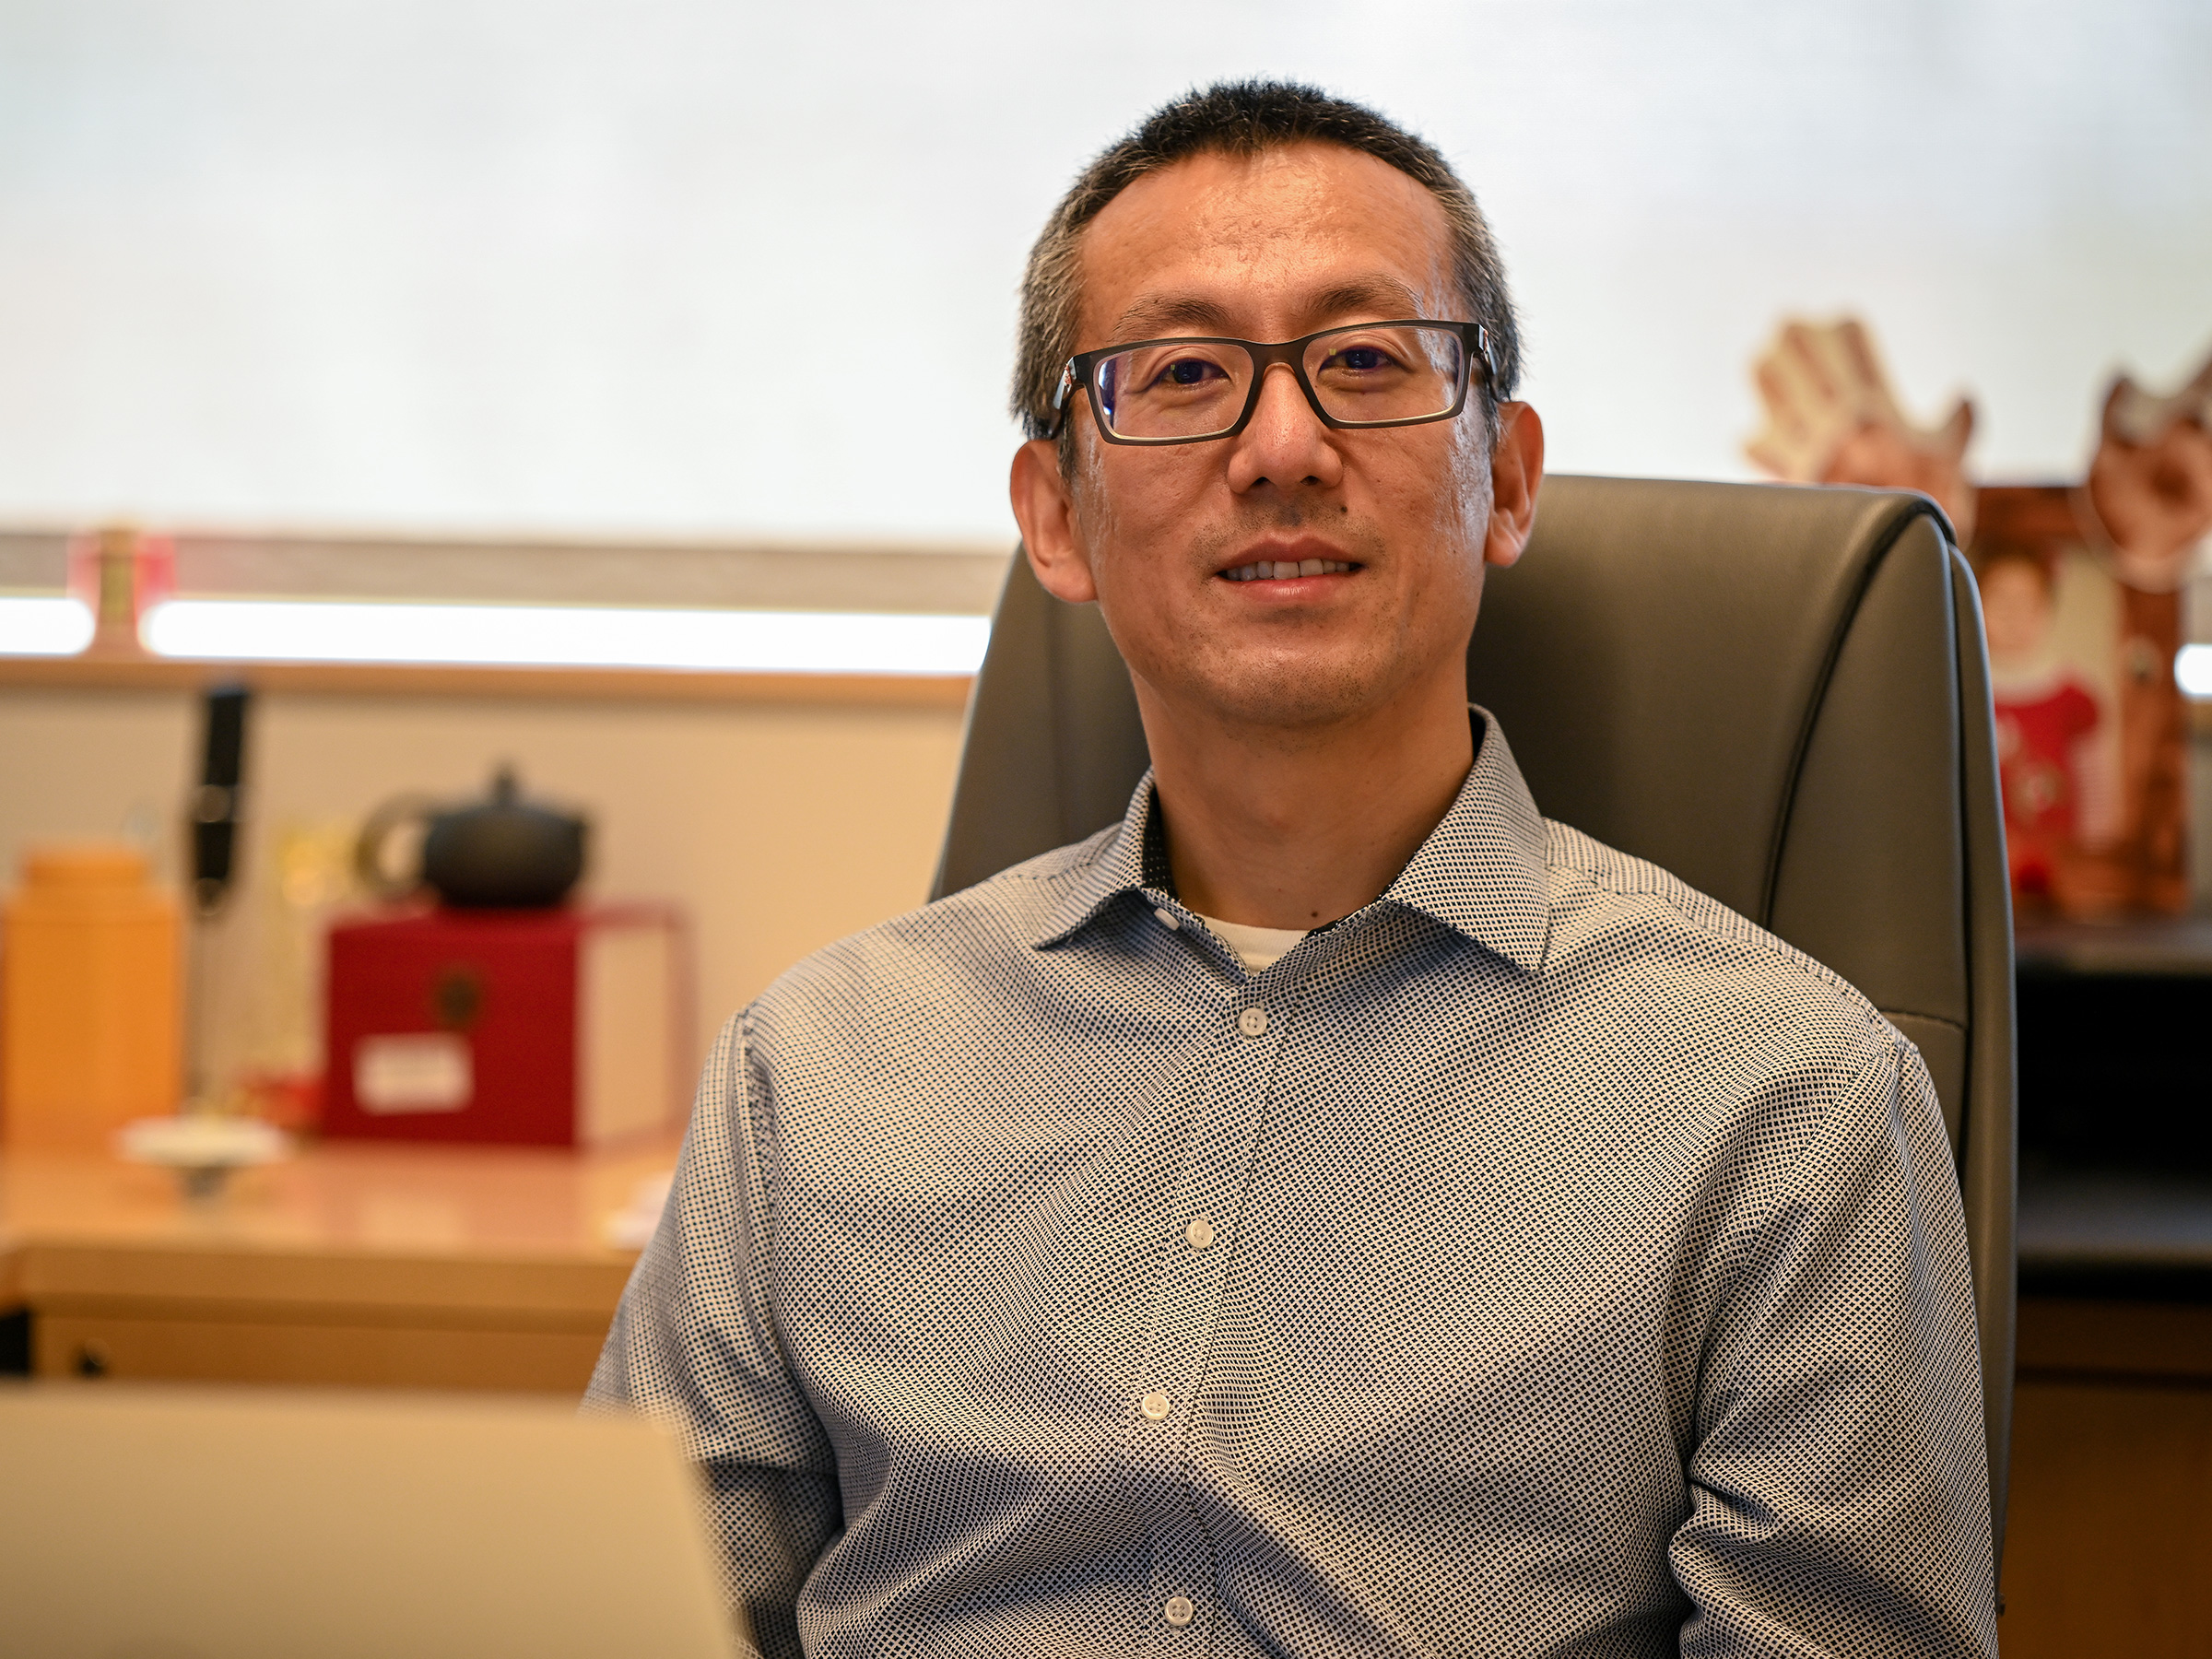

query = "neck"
[1138,660,1476,931]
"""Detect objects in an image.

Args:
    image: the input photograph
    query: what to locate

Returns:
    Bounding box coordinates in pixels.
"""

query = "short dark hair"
[1012,80,1523,446]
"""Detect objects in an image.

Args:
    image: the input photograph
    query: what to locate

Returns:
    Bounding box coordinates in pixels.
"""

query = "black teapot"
[356,765,588,909]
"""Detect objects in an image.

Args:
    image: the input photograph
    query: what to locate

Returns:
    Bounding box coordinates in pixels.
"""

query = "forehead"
[1077,141,1459,345]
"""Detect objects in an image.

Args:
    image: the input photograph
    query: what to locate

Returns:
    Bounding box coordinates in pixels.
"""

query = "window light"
[135,600,989,677]
[2177,643,2212,700]
[0,596,97,656]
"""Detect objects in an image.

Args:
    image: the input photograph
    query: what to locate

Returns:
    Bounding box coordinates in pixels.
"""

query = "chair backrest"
[933,475,2016,1571]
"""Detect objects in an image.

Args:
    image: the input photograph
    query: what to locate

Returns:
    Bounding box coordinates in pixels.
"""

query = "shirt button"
[1185,1218,1216,1250]
[1165,1595,1195,1628]
[1154,907,1180,930]
[1238,1006,1268,1038]
[1140,1390,1171,1421]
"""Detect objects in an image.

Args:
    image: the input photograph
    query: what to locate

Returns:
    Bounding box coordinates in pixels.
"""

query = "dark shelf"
[2014,914,2212,1175]
[2019,1163,2212,1300]
[2016,914,2212,978]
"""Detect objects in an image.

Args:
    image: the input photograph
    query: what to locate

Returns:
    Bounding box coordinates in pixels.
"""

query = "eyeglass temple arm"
[1039,361,1079,440]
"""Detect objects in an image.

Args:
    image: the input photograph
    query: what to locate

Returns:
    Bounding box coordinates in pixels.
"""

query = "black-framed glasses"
[1046,319,1495,445]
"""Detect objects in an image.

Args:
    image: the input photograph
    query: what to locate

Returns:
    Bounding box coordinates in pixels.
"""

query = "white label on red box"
[354,1033,473,1113]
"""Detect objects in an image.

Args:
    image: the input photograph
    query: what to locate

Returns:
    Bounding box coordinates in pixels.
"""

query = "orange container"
[1,845,181,1148]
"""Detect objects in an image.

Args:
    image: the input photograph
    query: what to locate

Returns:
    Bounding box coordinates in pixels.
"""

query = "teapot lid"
[446,764,582,830]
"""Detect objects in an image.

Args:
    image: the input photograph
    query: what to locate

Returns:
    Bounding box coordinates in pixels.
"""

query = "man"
[590,82,1995,1658]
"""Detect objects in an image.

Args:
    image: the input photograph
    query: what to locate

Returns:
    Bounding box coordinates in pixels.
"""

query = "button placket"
[1129,985,1295,1659]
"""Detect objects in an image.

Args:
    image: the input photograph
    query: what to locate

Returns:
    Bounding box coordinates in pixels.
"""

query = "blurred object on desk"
[0,844,181,1149]
[357,763,588,910]
[0,652,969,1086]
[116,1112,289,1202]
[228,818,363,1134]
[323,903,687,1148]
[186,683,250,920]
[181,683,252,1124]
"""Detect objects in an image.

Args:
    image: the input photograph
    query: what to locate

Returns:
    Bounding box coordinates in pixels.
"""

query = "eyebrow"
[1107,276,1430,344]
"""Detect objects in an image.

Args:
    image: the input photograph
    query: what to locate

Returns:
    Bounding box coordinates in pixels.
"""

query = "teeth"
[1220,560,1355,582]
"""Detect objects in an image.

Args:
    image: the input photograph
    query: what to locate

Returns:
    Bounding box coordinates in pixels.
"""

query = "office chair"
[933,476,2017,1575]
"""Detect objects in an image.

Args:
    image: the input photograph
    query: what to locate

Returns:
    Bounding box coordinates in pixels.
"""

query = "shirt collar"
[1032,706,1551,975]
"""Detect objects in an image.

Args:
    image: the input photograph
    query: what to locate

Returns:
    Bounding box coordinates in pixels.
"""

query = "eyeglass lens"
[1094,324,1467,441]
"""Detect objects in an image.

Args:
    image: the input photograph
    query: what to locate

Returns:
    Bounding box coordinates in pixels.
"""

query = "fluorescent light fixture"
[139,599,990,676]
[0,596,96,656]
[2179,643,2212,699]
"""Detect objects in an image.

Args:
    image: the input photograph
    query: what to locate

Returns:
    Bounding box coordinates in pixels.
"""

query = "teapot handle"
[353,794,441,901]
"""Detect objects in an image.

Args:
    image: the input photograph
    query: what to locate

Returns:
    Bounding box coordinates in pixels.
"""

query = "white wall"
[1,0,2206,543]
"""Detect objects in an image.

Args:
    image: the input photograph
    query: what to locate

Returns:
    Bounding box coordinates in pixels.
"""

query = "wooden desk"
[2001,1165,2212,1657]
[2006,1295,2212,1657]
[0,1135,677,1394]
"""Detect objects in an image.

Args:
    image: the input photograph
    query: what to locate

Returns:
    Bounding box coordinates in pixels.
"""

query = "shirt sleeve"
[1669,1031,1998,1659]
[585,1010,842,1659]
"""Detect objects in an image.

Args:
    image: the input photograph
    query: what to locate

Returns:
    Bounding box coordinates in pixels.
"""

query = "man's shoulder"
[1537,816,1900,1062]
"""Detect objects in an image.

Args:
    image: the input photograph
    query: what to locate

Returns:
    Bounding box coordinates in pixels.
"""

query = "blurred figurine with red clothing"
[1748,320,2211,916]
[1977,547,2115,899]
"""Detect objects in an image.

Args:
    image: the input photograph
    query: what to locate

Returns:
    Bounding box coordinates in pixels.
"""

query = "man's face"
[1012,141,1540,735]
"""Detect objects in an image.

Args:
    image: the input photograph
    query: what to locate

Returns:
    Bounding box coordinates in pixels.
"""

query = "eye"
[1152,355,1228,389]
[1330,345,1400,372]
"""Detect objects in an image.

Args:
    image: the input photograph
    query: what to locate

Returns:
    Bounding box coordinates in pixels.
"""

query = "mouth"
[1218,557,1359,582]
[1215,537,1365,584]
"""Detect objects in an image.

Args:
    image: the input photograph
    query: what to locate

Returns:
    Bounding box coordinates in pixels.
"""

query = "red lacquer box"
[322,903,688,1147]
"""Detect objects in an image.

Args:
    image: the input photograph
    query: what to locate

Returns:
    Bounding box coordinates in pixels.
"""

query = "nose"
[1225,362,1343,496]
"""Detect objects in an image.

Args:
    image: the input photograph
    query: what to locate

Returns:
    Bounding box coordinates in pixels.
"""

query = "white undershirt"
[1194,912,1309,973]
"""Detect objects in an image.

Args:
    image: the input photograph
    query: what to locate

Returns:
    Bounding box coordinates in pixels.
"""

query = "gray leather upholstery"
[933,474,2017,1572]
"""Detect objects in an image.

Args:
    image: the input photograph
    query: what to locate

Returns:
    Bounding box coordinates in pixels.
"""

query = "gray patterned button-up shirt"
[588,713,1995,1659]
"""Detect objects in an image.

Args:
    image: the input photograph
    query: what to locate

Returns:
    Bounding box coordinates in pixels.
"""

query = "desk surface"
[2,1134,677,1285]
[0,1133,680,1387]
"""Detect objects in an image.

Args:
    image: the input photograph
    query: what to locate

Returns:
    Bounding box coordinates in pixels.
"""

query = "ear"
[1483,402,1545,570]
[1010,438,1099,604]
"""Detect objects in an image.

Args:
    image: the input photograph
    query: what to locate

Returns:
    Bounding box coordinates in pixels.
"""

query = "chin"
[1188,645,1401,731]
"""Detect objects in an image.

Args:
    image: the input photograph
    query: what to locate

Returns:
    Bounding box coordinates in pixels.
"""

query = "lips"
[1219,558,1358,582]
